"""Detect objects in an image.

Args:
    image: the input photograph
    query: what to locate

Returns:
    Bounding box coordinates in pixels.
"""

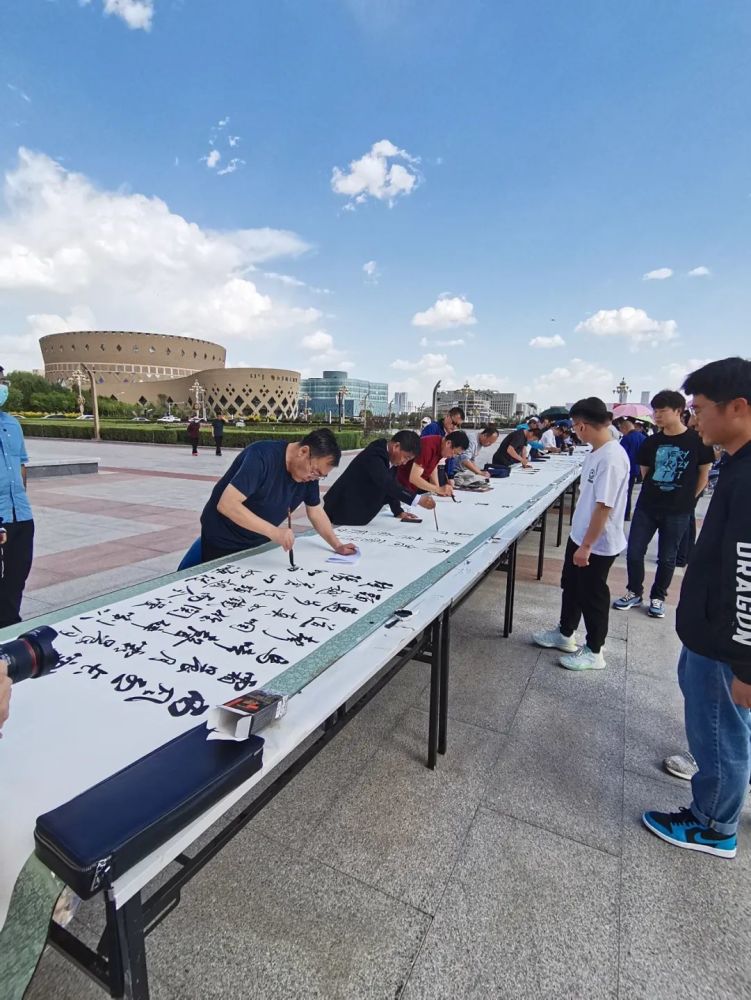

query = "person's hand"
[418,495,436,510]
[333,542,358,556]
[399,511,422,523]
[573,544,591,567]
[439,483,454,497]
[0,663,11,738]
[275,527,295,552]
[731,676,751,709]
[480,470,490,479]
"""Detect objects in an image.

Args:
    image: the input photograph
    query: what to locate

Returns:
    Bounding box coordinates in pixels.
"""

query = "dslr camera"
[0,625,60,683]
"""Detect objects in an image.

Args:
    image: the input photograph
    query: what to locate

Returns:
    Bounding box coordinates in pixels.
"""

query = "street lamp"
[360,391,370,434]
[299,393,310,422]
[70,369,86,418]
[431,380,441,420]
[337,385,348,429]
[614,377,630,404]
[190,379,207,421]
[387,397,394,431]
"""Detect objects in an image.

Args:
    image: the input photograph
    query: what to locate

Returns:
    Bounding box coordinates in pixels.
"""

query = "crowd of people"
[1,357,750,861]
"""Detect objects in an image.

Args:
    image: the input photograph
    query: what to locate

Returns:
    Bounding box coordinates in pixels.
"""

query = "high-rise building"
[393,392,408,414]
[640,391,650,405]
[298,370,389,418]
[436,387,517,422]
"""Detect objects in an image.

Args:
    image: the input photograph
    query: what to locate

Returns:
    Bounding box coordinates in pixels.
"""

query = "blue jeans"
[678,647,751,835]
[626,505,691,601]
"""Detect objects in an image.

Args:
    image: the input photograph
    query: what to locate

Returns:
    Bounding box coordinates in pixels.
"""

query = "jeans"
[675,511,696,567]
[626,505,691,601]
[624,473,640,521]
[214,435,223,456]
[678,647,751,835]
[559,538,616,654]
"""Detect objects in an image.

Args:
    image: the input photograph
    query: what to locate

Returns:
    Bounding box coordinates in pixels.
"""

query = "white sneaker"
[559,645,606,671]
[532,628,578,653]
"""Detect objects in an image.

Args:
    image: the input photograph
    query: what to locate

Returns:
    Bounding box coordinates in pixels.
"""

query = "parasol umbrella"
[612,403,653,421]
[538,406,570,420]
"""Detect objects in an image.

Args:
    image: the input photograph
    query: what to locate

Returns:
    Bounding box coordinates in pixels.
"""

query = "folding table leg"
[537,507,548,581]
[111,893,150,1000]
[556,492,565,546]
[502,540,517,638]
[569,478,579,525]
[438,607,451,755]
[508,540,518,633]
[427,616,441,770]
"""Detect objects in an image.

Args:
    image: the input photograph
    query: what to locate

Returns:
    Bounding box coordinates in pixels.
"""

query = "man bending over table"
[323,430,437,526]
[199,428,357,562]
[390,431,469,514]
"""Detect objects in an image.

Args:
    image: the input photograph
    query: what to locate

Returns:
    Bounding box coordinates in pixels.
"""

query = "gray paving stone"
[623,607,683,680]
[624,668,687,785]
[528,633,627,710]
[619,770,751,1000]
[484,737,624,855]
[144,832,430,1000]
[304,710,505,913]
[401,807,619,1000]
[509,685,625,766]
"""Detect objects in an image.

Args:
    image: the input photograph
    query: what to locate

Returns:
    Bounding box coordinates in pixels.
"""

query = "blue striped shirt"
[0,413,32,523]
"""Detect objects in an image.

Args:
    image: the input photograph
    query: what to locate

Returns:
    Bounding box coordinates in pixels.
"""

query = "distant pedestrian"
[187,416,201,456]
[211,414,226,456]
[618,417,647,520]
[0,370,34,627]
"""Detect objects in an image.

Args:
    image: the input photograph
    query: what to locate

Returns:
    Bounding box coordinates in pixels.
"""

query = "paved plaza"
[20,440,751,999]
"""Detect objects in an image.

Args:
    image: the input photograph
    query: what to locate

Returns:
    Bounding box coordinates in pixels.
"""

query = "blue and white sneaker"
[642,807,737,859]
[648,599,666,618]
[613,591,643,611]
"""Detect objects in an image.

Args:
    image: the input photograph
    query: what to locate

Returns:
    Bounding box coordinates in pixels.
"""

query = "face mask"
[0,385,8,407]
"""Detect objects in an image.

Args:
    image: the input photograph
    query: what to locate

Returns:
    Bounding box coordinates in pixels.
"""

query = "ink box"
[208,690,288,741]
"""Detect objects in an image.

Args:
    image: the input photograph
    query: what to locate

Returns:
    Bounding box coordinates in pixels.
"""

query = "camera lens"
[1,626,60,683]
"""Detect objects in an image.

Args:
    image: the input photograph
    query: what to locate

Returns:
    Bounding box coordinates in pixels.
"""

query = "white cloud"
[688,266,711,277]
[263,272,331,295]
[217,157,245,176]
[389,352,456,409]
[331,139,421,208]
[6,84,31,104]
[529,334,566,349]
[203,149,221,169]
[80,0,155,31]
[532,358,615,407]
[575,306,678,348]
[411,294,476,330]
[643,267,673,281]
[661,358,715,390]
[228,135,241,148]
[362,260,379,284]
[392,352,450,372]
[419,336,465,347]
[0,148,318,369]
[301,330,333,352]
[203,118,244,176]
[465,373,510,389]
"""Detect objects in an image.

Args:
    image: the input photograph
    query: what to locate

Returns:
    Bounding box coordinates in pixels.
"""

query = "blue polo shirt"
[0,412,32,523]
[201,440,320,553]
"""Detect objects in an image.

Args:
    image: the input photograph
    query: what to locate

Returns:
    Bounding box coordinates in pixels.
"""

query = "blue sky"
[1,0,749,406]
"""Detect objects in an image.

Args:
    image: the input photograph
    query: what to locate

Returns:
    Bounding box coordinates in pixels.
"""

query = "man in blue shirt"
[0,371,35,626]
[200,427,358,562]
[618,417,647,520]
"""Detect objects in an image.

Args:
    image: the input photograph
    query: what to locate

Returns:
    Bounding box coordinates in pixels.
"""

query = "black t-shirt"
[211,418,225,436]
[636,428,714,514]
[492,429,526,467]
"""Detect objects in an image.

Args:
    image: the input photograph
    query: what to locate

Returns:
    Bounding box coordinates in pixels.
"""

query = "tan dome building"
[40,330,300,420]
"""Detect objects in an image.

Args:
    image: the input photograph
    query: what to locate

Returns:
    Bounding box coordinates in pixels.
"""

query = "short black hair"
[683,357,751,405]
[300,428,342,465]
[526,427,542,439]
[390,430,420,455]
[569,396,609,426]
[651,389,686,411]
[480,423,499,436]
[447,406,465,421]
[445,429,470,450]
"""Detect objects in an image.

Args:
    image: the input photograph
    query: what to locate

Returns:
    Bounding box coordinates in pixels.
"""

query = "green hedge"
[21,421,362,450]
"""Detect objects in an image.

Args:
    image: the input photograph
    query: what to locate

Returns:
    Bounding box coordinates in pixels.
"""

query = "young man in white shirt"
[533,397,630,670]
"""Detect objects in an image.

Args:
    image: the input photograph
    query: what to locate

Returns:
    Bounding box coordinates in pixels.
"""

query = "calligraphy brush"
[287,509,296,568]
[433,503,439,531]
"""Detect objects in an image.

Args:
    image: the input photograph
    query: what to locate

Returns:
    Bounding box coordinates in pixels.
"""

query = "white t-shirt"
[608,424,621,441]
[540,428,557,450]
[571,440,630,556]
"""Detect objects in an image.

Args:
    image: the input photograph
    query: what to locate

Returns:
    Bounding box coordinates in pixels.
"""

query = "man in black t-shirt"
[613,390,714,619]
[211,413,226,456]
[491,427,541,468]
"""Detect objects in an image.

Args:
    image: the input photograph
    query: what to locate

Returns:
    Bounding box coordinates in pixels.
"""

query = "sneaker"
[642,807,737,858]
[559,645,606,671]
[663,751,698,781]
[648,599,665,618]
[532,628,578,653]
[613,591,643,611]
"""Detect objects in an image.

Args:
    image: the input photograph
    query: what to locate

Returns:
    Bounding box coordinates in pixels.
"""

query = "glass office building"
[298,371,389,418]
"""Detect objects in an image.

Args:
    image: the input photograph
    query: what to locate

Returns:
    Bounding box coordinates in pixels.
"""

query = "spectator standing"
[618,417,647,520]
[187,416,201,456]
[643,357,751,858]
[211,413,226,456]
[613,390,713,619]
[0,371,34,627]
[533,397,630,670]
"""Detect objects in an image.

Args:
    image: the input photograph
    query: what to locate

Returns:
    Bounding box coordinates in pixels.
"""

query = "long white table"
[0,453,584,1000]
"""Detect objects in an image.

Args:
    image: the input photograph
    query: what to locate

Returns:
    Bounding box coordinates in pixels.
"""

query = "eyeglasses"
[688,401,721,417]
[307,456,329,479]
